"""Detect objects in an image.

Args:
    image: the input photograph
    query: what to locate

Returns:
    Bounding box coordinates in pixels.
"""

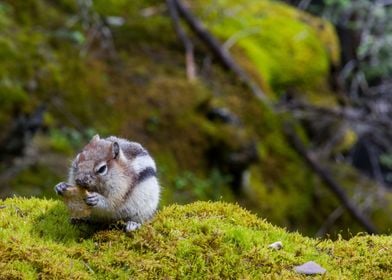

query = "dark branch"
[283,123,378,234]
[283,101,392,132]
[282,100,392,153]
[172,0,268,103]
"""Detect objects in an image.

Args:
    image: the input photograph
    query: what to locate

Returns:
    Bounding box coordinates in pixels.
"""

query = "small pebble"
[294,261,326,275]
[268,241,283,250]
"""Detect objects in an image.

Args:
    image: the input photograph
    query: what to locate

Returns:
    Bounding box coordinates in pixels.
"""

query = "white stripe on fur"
[120,176,160,222]
[131,155,156,174]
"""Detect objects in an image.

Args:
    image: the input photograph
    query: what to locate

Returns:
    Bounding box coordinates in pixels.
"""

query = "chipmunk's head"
[71,134,126,193]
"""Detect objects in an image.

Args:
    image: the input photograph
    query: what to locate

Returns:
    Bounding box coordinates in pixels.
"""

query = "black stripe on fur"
[137,167,156,183]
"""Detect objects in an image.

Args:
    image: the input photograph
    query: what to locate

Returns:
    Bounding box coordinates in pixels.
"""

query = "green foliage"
[171,169,233,203]
[0,197,391,279]
[47,127,99,155]
[316,0,392,87]
[380,154,392,169]
[379,154,392,184]
[48,129,74,155]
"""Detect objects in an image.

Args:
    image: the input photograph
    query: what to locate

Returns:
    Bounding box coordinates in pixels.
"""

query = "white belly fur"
[90,176,160,223]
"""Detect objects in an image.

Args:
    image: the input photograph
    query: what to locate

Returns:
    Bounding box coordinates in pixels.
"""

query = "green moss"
[0,197,391,279]
[47,129,74,155]
[193,0,340,102]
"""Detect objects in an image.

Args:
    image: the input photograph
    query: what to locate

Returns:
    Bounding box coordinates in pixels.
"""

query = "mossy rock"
[0,197,391,279]
[193,0,340,104]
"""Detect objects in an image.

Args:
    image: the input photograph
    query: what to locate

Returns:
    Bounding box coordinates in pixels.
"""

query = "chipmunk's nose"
[75,178,85,187]
[75,176,91,188]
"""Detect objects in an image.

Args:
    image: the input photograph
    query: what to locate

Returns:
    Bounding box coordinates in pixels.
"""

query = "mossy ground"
[0,197,390,279]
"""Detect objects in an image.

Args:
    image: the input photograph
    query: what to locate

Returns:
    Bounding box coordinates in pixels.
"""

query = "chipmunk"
[54,135,160,232]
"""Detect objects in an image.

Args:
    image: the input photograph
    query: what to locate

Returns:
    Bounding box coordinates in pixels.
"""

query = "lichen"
[0,197,391,279]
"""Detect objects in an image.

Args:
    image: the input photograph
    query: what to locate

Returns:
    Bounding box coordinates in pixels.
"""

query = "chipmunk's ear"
[112,142,120,159]
[90,134,100,144]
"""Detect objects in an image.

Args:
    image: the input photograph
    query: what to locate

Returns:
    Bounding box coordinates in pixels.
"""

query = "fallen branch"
[283,123,378,234]
[283,101,392,130]
[172,0,268,103]
[282,100,392,152]
[166,0,196,81]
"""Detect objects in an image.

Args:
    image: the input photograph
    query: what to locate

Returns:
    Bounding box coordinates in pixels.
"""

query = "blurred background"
[0,0,391,237]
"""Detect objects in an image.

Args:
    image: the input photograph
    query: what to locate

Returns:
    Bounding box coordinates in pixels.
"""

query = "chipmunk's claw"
[55,182,71,196]
[84,192,100,207]
[125,221,141,232]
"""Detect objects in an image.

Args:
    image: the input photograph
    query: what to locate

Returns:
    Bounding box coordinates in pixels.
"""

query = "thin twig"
[298,0,312,10]
[366,143,384,185]
[316,206,344,237]
[166,0,197,81]
[222,27,260,51]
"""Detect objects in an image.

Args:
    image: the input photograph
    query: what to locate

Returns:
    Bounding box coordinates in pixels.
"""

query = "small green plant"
[173,169,233,202]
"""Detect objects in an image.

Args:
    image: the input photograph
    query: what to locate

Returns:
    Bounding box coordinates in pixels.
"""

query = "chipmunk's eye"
[96,164,107,175]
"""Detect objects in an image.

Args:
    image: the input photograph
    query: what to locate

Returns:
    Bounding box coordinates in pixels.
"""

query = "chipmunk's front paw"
[54,182,71,196]
[84,192,100,207]
[125,221,141,232]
